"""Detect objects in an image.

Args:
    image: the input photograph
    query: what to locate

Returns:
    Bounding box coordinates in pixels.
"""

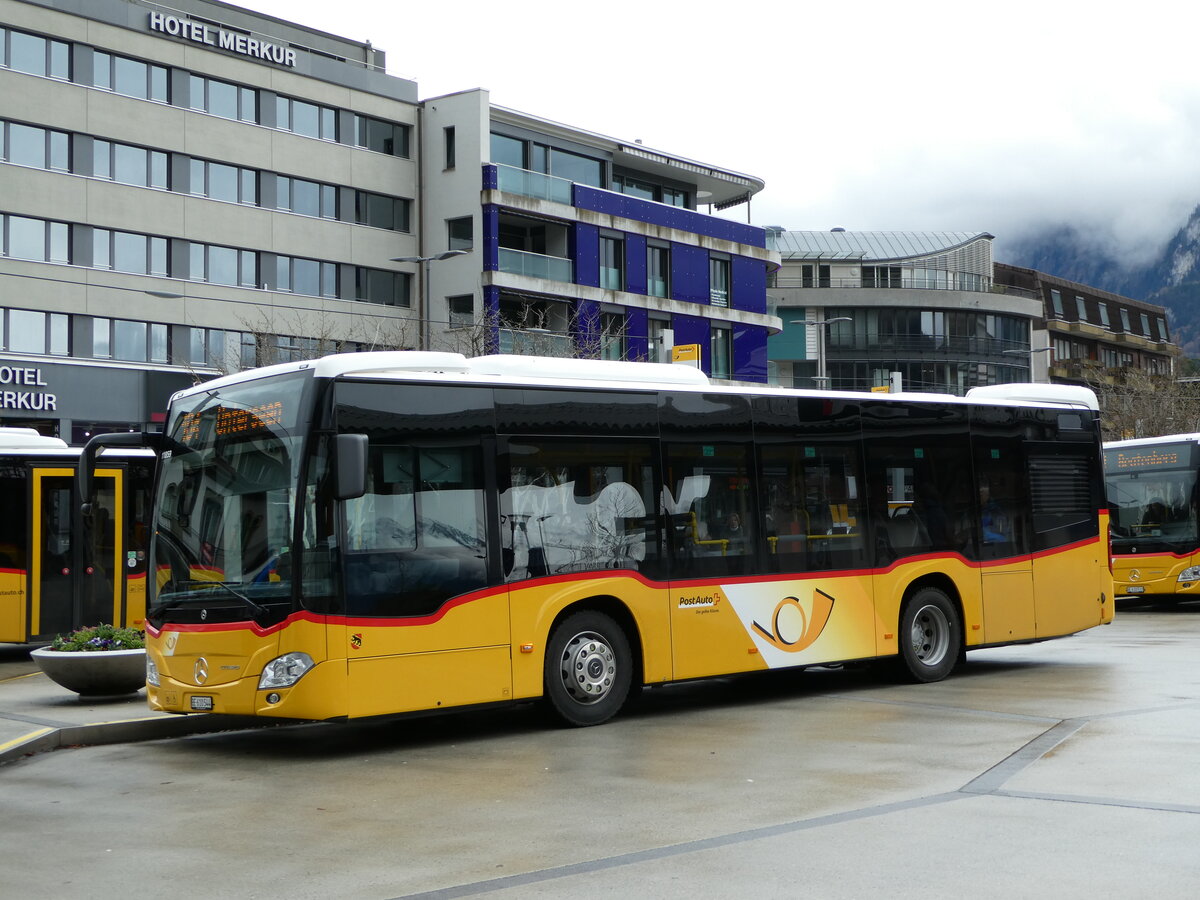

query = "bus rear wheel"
[544,611,633,727]
[897,587,960,683]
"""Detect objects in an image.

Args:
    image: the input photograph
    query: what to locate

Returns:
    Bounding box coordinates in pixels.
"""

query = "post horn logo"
[752,589,835,653]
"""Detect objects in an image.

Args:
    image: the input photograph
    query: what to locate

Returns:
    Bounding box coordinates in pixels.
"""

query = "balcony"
[494,164,573,205]
[825,334,1029,356]
[771,275,998,294]
[497,247,573,283]
[497,328,574,357]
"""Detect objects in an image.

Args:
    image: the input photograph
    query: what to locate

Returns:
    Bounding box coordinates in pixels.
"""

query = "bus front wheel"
[897,588,960,683]
[544,611,633,727]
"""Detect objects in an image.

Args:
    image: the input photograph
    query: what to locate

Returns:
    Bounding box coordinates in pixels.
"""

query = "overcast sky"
[245,0,1200,268]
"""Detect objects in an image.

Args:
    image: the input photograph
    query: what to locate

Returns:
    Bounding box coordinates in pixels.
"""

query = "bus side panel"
[508,575,671,701]
[681,574,877,678]
[345,591,511,718]
[980,562,1035,644]
[1035,538,1113,637]
[871,557,984,652]
[0,567,25,642]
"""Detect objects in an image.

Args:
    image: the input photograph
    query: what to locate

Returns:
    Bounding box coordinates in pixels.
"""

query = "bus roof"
[1105,432,1200,449]
[169,352,1099,412]
[0,427,69,451]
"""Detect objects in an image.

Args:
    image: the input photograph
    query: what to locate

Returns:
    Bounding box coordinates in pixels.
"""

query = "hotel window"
[1075,296,1088,321]
[2,120,69,172]
[710,256,730,307]
[277,176,337,219]
[2,214,69,263]
[190,159,257,204]
[600,312,625,360]
[92,318,168,363]
[3,29,70,80]
[2,307,68,355]
[647,243,670,298]
[600,235,624,290]
[710,325,732,379]
[94,140,168,189]
[1050,289,1064,317]
[1119,308,1132,332]
[448,217,474,251]
[1098,303,1111,328]
[448,295,474,328]
[444,127,456,169]
[355,191,411,232]
[275,255,337,298]
[91,228,167,276]
[277,96,336,140]
[187,242,256,287]
[354,114,409,156]
[355,268,412,307]
[93,51,167,102]
[191,75,256,123]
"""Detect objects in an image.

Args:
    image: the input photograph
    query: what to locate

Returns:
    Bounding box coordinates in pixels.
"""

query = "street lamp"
[791,316,851,387]
[390,249,470,350]
[1003,346,1054,383]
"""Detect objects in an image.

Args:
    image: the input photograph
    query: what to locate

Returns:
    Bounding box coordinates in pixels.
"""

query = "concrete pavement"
[0,644,249,765]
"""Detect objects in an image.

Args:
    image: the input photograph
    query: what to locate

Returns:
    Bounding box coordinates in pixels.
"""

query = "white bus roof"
[0,427,69,451]
[169,351,1099,411]
[1105,432,1200,449]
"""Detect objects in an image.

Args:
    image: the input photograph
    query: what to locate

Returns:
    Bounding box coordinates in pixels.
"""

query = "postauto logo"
[751,589,835,653]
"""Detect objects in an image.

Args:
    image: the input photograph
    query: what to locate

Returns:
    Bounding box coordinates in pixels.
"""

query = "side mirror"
[334,433,368,501]
[79,432,160,514]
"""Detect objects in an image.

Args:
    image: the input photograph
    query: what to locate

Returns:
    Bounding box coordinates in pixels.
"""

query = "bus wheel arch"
[542,598,641,727]
[895,577,963,683]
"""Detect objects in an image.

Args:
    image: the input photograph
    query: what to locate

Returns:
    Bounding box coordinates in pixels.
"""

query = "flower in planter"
[49,624,146,652]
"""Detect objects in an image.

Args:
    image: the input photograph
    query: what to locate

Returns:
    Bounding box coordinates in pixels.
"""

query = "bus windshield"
[151,372,312,624]
[1105,441,1199,553]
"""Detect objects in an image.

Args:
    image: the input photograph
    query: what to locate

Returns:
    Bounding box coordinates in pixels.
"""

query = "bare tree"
[1080,368,1200,441]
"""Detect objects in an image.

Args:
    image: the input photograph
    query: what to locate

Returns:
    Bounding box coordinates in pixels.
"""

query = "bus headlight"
[258,652,315,689]
[146,657,159,687]
[1178,567,1200,583]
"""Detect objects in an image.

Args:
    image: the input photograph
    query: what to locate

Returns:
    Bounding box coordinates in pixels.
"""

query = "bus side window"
[662,442,755,579]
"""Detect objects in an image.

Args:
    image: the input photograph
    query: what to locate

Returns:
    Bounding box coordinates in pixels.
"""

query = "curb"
[0,713,255,767]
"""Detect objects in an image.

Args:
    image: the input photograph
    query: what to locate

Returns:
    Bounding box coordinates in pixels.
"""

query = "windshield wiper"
[149,580,269,621]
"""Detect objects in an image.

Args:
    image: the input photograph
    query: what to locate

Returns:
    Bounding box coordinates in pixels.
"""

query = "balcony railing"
[494,164,573,204]
[825,334,1030,356]
[497,248,573,283]
[770,275,1002,294]
[498,328,574,357]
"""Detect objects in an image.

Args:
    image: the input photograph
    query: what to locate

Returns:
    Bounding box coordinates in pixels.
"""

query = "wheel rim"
[909,603,951,668]
[558,630,617,706]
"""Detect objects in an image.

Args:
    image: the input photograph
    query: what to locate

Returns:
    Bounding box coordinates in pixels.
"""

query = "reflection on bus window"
[502,440,655,581]
[663,442,754,578]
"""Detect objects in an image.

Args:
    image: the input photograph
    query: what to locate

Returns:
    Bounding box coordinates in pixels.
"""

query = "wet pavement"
[2,604,1199,898]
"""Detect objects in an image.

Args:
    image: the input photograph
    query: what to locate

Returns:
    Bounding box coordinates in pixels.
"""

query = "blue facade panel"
[626,307,649,361]
[671,244,709,305]
[573,185,766,248]
[625,234,648,296]
[482,204,499,271]
[672,314,711,373]
[483,285,501,354]
[482,164,498,191]
[573,222,600,288]
[734,324,768,383]
[732,257,767,314]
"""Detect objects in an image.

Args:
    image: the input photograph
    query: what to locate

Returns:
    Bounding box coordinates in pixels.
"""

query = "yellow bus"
[82,353,1113,726]
[1105,433,1200,602]
[1,427,153,643]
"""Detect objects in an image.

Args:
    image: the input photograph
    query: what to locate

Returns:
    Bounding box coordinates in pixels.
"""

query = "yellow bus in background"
[84,353,1113,727]
[1,428,153,643]
[1106,433,1200,602]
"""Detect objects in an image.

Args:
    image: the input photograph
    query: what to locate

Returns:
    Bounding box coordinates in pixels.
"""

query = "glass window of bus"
[662,441,756,578]
[0,462,26,572]
[967,405,1034,560]
[863,401,974,563]
[154,373,311,621]
[334,382,496,617]
[501,439,657,581]
[495,388,657,436]
[1105,441,1198,552]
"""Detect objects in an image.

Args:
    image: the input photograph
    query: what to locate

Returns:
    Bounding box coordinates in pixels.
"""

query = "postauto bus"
[1105,433,1200,602]
[80,352,1113,727]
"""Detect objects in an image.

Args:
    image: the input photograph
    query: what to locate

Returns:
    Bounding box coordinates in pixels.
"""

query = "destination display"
[1106,442,1195,473]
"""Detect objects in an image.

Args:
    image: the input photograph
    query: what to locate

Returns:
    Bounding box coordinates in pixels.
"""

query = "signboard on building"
[672,344,701,368]
[148,12,298,68]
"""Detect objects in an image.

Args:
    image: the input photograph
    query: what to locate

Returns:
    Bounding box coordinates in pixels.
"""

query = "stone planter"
[30,647,147,696]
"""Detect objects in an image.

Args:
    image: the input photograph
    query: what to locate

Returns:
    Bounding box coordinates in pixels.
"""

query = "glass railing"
[494,164,573,204]
[498,248,573,283]
[497,328,574,357]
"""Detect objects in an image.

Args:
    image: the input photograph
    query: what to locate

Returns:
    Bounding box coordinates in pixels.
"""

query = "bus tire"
[544,611,633,727]
[897,587,960,683]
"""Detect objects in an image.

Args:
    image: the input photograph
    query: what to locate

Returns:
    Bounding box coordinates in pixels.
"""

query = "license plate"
[190,695,214,711]
[1124,586,1145,594]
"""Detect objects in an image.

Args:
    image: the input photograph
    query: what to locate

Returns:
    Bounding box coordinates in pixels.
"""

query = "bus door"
[969,410,1035,644]
[30,467,124,640]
